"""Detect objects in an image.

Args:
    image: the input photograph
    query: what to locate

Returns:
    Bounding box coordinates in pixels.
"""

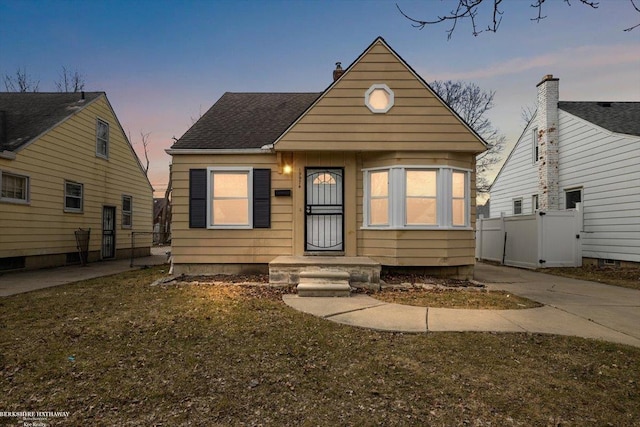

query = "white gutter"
[0,150,16,160]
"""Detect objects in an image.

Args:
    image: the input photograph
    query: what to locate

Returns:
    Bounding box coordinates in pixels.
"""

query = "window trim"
[207,167,253,229]
[367,169,390,226]
[64,180,84,213]
[122,195,133,229]
[513,198,523,215]
[0,170,30,204]
[451,170,468,227]
[564,187,583,210]
[362,166,471,230]
[532,194,539,213]
[365,84,394,114]
[404,169,438,226]
[96,118,109,159]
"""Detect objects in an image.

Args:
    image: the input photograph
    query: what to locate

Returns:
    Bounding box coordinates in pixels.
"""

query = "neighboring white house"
[490,75,640,266]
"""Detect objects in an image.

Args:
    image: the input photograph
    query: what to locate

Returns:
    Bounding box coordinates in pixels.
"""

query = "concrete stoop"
[268,256,381,294]
[297,270,352,297]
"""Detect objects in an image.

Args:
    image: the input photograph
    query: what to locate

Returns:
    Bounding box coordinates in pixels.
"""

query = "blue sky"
[2,0,639,196]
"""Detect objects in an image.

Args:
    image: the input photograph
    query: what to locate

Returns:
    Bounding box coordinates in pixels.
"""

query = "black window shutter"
[189,169,207,228]
[253,169,271,228]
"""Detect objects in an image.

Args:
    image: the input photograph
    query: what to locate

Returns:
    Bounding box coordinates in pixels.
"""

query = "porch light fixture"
[365,84,394,113]
[277,152,293,175]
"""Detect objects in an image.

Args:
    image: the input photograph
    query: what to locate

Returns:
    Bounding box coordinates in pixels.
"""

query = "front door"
[305,168,344,252]
[102,206,116,259]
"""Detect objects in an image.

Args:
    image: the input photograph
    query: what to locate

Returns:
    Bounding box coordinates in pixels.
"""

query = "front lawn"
[1,267,638,426]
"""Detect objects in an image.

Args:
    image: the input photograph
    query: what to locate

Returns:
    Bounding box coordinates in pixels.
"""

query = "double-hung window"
[64,181,83,212]
[208,168,252,228]
[364,167,470,229]
[96,119,109,158]
[452,171,467,226]
[368,170,389,225]
[122,195,132,228]
[405,170,438,225]
[0,171,29,203]
[513,198,523,215]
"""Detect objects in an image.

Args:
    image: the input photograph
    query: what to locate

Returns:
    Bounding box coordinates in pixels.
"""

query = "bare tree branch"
[396,0,486,40]
[190,105,204,125]
[397,0,639,38]
[140,131,151,176]
[431,80,505,193]
[55,66,85,92]
[3,67,39,92]
[624,0,640,31]
[521,104,536,125]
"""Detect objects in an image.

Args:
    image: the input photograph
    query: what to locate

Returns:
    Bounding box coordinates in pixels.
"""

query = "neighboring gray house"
[490,75,640,266]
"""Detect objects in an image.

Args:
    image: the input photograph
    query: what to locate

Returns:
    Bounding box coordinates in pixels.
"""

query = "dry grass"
[373,271,542,309]
[371,288,542,309]
[1,267,639,426]
[541,265,640,290]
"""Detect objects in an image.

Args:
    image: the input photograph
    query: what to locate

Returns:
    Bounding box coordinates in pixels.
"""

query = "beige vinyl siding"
[355,152,477,266]
[276,42,485,153]
[0,95,153,261]
[357,229,476,266]
[170,153,293,264]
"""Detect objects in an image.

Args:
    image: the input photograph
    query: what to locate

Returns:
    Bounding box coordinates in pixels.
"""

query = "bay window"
[364,166,470,229]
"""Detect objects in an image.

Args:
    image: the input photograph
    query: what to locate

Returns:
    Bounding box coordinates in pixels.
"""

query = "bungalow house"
[167,37,487,291]
[0,92,153,271]
[490,75,640,266]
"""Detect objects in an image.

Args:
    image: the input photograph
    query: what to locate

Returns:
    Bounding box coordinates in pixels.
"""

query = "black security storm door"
[305,168,344,252]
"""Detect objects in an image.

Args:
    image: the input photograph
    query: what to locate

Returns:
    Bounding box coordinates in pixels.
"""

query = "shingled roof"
[0,92,103,152]
[559,101,640,137]
[171,92,321,150]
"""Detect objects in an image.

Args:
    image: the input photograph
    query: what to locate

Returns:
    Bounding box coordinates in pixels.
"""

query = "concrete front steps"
[269,256,381,297]
[297,270,351,297]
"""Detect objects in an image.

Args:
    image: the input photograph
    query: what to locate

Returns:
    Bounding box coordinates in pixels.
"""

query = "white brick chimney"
[536,74,560,211]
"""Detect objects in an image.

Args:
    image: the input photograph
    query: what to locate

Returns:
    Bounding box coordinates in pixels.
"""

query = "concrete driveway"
[474,262,640,343]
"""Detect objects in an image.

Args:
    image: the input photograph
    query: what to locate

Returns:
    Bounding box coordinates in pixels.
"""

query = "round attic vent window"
[365,84,394,113]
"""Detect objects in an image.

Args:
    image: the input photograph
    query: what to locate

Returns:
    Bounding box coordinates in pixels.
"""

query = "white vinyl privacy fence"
[476,205,583,268]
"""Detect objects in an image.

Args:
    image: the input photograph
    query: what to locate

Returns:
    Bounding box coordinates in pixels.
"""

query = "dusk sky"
[1,0,639,197]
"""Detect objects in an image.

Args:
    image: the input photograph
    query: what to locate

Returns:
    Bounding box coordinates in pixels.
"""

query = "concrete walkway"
[0,253,168,297]
[283,262,640,348]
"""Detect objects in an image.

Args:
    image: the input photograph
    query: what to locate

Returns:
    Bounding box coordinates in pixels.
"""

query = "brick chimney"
[333,62,344,81]
[536,74,560,211]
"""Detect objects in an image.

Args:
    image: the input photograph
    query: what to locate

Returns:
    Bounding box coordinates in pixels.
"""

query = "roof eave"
[0,150,16,160]
[166,148,274,155]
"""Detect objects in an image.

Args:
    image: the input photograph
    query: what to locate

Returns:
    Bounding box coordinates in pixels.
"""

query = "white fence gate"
[476,205,583,268]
